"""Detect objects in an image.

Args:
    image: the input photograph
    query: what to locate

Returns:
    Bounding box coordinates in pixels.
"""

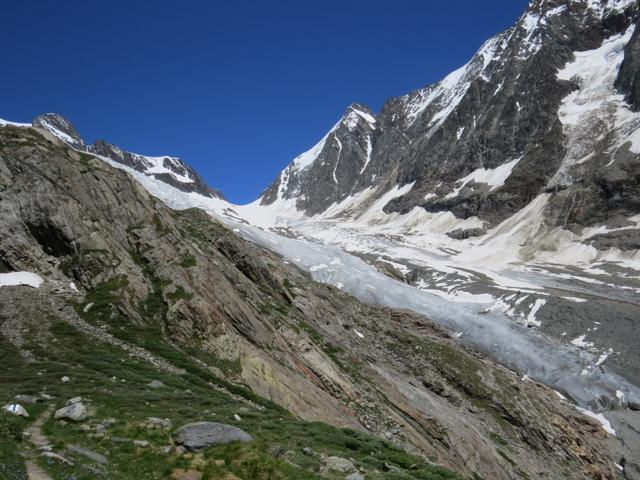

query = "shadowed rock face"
[0,122,633,479]
[616,16,640,110]
[260,0,640,249]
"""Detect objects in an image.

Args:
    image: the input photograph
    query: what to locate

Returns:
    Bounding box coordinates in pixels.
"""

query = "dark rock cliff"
[616,16,640,110]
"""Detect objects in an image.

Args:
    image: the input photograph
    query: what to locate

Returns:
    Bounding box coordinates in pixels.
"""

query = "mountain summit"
[33,113,224,199]
[260,0,640,246]
[260,103,377,215]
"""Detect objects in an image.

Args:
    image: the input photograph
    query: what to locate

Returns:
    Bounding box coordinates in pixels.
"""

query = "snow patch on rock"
[575,406,616,435]
[446,157,521,198]
[0,272,44,288]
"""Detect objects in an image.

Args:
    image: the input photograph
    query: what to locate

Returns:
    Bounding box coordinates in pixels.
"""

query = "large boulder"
[446,227,486,240]
[54,399,88,421]
[68,445,108,465]
[173,422,252,450]
[345,473,365,480]
[14,394,39,404]
[321,455,356,474]
[3,404,28,417]
[146,417,172,429]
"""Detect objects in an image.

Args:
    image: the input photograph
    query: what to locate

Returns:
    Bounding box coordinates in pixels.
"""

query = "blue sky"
[2,0,528,203]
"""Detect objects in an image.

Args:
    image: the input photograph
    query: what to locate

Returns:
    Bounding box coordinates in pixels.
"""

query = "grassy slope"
[0,310,459,480]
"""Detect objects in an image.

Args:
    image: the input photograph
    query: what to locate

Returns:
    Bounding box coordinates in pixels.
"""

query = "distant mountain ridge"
[32,112,224,200]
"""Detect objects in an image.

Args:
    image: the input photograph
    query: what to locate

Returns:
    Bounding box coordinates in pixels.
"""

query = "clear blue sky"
[2,0,529,203]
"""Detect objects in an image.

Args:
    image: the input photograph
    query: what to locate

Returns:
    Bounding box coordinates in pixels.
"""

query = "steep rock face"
[0,124,359,428]
[260,104,377,215]
[259,0,640,246]
[616,15,640,110]
[378,0,637,224]
[33,113,85,149]
[0,123,630,479]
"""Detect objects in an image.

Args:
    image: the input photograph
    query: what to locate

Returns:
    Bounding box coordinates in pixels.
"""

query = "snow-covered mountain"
[259,103,377,215]
[239,0,640,410]
[5,118,636,480]
[32,113,224,199]
[259,0,640,244]
[238,0,640,458]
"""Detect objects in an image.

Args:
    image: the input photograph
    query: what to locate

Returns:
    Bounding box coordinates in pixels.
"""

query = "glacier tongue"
[231,218,640,411]
[89,153,640,410]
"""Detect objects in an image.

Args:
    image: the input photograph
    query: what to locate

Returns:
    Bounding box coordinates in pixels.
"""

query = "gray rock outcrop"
[55,399,88,421]
[3,404,28,417]
[345,473,365,480]
[173,422,253,450]
[321,455,356,474]
[68,445,108,465]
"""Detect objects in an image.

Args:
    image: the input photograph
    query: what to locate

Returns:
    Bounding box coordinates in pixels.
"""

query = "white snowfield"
[0,271,44,288]
[445,157,522,199]
[139,155,194,184]
[554,25,640,185]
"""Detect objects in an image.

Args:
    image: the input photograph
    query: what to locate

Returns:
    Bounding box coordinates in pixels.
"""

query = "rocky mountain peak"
[259,102,378,214]
[341,103,377,130]
[259,0,640,242]
[32,113,85,148]
[30,112,224,200]
[88,140,225,200]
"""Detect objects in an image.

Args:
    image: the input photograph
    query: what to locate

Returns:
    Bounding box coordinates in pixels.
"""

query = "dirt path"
[24,406,54,480]
[25,461,52,480]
